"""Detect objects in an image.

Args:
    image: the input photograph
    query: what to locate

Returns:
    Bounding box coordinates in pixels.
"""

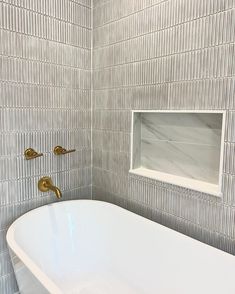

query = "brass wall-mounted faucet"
[38,177,62,199]
[24,148,43,160]
[54,146,76,155]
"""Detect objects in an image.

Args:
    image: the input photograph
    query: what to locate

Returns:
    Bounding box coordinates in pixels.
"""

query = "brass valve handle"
[24,148,43,160]
[53,146,76,155]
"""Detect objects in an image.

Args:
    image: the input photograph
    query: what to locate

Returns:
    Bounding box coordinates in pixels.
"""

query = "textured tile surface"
[0,0,92,293]
[92,0,235,257]
[0,0,235,293]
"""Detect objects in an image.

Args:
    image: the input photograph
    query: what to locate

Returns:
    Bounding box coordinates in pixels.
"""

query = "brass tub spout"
[38,177,62,199]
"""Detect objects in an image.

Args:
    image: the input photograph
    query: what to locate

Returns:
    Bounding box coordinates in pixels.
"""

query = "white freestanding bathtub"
[6,200,235,294]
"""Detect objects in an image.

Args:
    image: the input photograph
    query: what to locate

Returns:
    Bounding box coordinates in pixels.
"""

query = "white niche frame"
[130,110,226,197]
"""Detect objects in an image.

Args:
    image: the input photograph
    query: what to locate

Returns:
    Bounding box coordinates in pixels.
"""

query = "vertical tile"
[93,0,235,256]
[0,1,92,292]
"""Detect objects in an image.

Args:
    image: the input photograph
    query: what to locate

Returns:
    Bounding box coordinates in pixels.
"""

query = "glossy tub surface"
[6,200,235,294]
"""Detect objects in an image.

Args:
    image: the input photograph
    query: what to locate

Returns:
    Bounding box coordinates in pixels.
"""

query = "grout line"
[1,1,92,30]
[0,129,91,135]
[93,166,235,181]
[0,106,92,110]
[93,7,234,49]
[0,128,91,134]
[93,0,168,28]
[0,80,90,91]
[0,27,91,51]
[69,0,92,9]
[0,80,91,93]
[92,184,235,215]
[91,0,94,200]
[0,148,91,159]
[0,53,91,71]
[0,166,92,186]
[93,42,235,70]
[0,184,92,209]
[93,76,235,91]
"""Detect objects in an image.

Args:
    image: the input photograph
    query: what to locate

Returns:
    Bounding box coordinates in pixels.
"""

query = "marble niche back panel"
[132,112,223,185]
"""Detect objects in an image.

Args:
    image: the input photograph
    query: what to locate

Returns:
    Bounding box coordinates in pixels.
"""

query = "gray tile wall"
[0,0,235,293]
[0,0,92,293]
[92,0,235,256]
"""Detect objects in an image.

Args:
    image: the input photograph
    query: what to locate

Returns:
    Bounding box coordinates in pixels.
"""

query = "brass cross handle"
[24,148,43,160]
[53,146,76,155]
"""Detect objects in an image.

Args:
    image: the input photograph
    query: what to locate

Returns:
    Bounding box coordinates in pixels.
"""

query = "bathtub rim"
[6,199,132,294]
[6,199,235,294]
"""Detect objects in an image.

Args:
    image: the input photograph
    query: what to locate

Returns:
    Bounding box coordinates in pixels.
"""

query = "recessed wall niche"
[130,111,226,197]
